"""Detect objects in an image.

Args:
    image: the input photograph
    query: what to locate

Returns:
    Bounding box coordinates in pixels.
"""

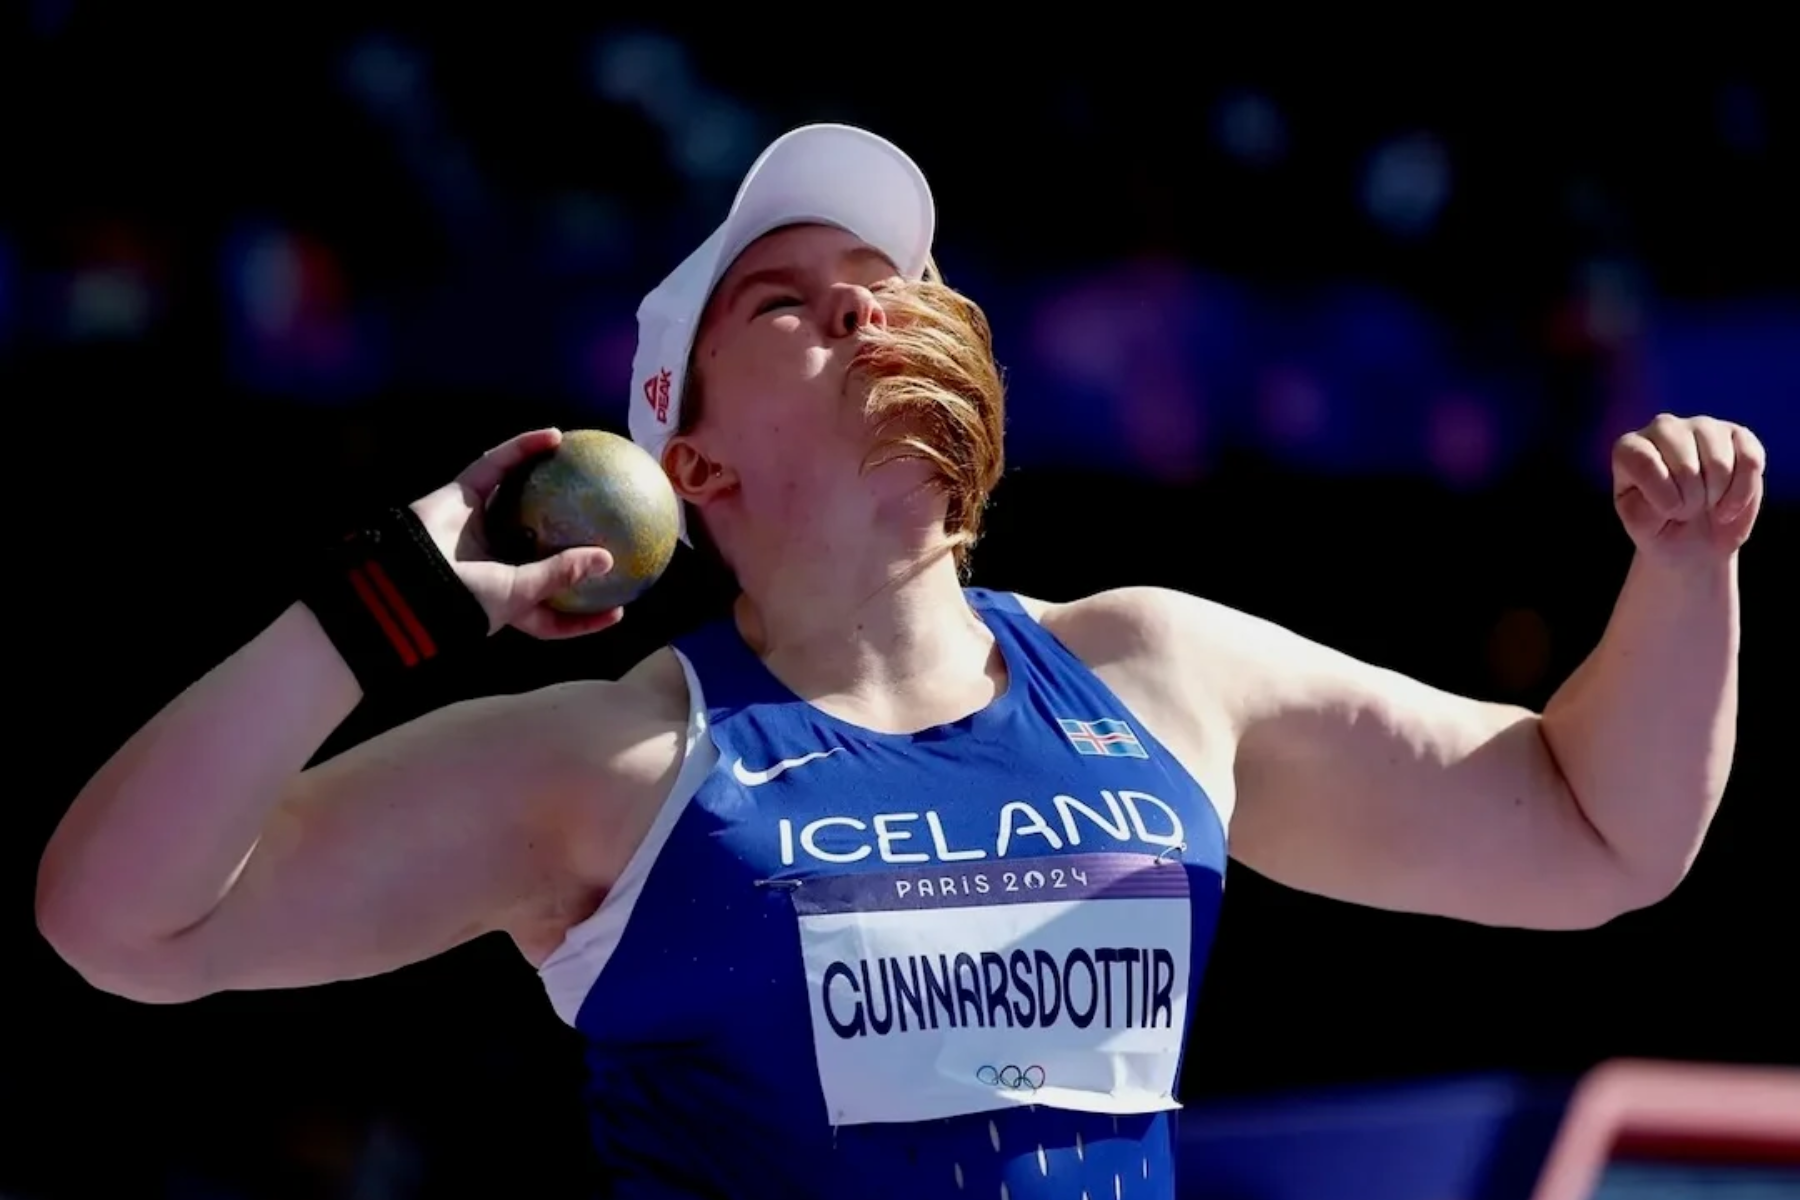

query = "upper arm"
[1113,588,1638,929]
[161,677,683,996]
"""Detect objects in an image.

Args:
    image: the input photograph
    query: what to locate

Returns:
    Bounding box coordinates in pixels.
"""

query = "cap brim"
[711,124,936,293]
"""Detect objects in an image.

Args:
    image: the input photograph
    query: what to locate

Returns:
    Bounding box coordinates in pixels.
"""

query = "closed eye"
[754,294,803,317]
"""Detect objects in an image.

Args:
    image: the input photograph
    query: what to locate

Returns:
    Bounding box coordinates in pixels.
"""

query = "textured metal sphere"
[513,430,680,613]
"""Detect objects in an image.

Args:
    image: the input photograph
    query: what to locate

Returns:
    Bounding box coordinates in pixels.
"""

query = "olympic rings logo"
[976,1064,1046,1091]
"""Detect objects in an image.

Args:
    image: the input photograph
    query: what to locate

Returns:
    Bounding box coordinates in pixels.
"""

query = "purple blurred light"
[1426,393,1497,488]
[581,320,640,416]
[1258,367,1327,445]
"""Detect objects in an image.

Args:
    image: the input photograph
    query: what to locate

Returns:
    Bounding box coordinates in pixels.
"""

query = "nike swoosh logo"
[731,748,842,787]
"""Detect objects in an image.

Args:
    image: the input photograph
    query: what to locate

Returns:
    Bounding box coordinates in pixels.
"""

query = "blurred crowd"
[9,13,1794,491]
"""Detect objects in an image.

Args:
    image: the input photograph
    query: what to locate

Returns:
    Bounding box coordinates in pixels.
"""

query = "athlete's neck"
[732,534,1002,735]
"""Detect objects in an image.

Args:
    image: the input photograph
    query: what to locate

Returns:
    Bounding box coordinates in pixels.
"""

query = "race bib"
[793,852,1190,1127]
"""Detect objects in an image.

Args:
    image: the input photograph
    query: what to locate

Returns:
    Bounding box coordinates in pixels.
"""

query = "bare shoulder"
[1019,587,1248,684]
[1018,586,1331,727]
[1018,587,1185,661]
[1011,588,1244,802]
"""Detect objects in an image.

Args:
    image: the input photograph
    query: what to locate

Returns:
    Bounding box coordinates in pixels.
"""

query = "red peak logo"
[643,367,672,424]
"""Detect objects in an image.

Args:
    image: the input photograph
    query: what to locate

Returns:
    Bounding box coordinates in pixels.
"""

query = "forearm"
[37,602,363,952]
[1540,551,1739,891]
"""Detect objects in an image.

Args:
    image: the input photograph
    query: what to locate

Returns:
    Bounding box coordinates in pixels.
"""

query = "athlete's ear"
[663,436,736,509]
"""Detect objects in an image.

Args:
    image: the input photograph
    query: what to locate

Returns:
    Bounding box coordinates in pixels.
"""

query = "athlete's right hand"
[409,428,623,640]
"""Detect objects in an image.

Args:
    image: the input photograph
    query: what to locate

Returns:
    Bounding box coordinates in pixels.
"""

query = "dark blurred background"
[3,7,1795,1198]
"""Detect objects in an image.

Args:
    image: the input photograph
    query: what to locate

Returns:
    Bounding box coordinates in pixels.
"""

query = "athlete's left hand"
[1612,414,1767,563]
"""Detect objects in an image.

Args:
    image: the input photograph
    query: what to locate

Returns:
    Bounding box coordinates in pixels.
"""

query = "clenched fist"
[1612,414,1767,563]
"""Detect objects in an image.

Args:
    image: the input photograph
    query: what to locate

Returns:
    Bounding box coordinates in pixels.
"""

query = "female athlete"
[37,125,1765,1199]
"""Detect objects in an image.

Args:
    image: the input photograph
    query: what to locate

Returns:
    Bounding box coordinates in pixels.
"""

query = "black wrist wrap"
[301,506,491,693]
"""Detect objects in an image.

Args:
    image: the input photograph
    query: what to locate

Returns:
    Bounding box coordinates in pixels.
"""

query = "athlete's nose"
[827,283,886,339]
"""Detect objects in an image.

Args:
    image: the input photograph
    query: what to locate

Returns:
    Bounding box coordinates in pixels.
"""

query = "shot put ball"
[510,429,680,613]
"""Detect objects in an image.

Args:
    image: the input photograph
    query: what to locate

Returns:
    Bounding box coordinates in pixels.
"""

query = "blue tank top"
[537,589,1228,1198]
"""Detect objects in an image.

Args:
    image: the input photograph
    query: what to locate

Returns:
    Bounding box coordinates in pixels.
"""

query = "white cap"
[627,123,937,541]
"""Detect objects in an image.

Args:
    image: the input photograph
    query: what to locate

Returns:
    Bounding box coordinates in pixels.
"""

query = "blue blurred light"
[543,193,633,277]
[1213,91,1287,167]
[997,262,1528,484]
[591,30,767,197]
[1363,133,1452,238]
[1257,366,1330,449]
[674,101,765,185]
[1015,262,1244,481]
[592,30,699,128]
[1595,304,1800,496]
[339,34,427,122]
[0,233,13,352]
[1247,282,1470,475]
[1717,83,1766,155]
[1575,259,1648,348]
[30,0,73,38]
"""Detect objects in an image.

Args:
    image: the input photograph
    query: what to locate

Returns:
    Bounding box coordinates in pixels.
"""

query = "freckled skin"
[513,430,680,612]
